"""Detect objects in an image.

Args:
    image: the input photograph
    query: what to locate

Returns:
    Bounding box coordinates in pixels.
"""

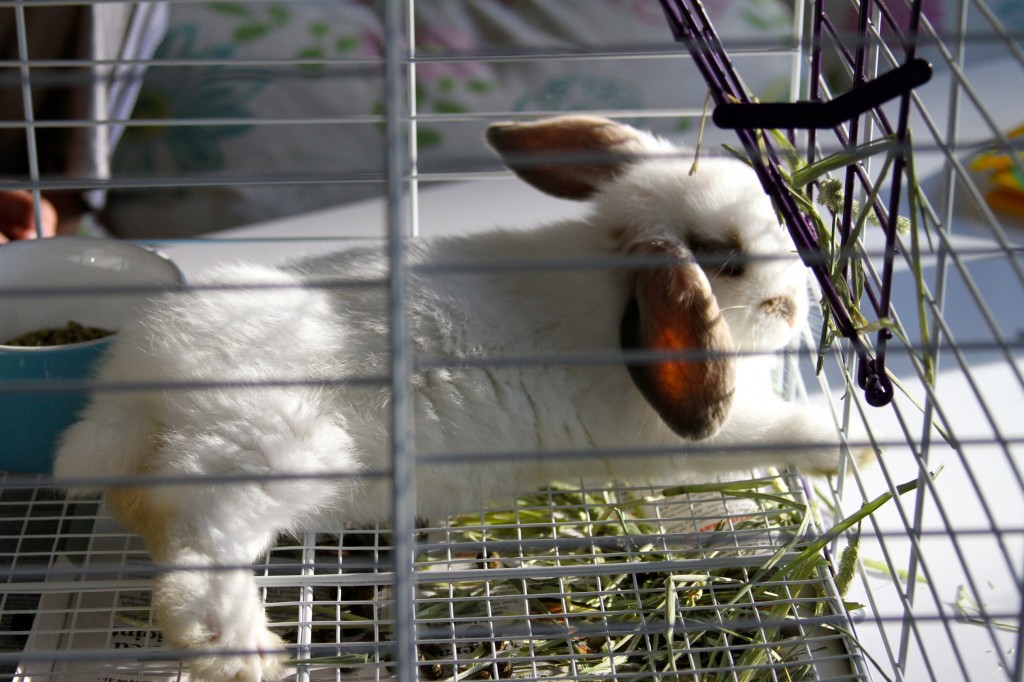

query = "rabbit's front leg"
[713,388,874,476]
[767,401,874,475]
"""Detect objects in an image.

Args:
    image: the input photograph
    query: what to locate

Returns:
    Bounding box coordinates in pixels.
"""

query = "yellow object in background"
[969,123,1024,218]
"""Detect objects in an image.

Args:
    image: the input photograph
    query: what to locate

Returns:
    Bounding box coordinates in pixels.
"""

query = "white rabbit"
[54,116,871,682]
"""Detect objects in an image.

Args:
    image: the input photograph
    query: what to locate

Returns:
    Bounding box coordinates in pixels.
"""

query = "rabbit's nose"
[760,296,797,326]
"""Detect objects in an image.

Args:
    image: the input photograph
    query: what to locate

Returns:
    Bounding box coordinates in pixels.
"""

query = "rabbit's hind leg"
[106,398,358,682]
[108,484,288,682]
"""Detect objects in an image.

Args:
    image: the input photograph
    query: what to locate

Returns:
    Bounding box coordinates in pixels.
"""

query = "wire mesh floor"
[1,473,865,682]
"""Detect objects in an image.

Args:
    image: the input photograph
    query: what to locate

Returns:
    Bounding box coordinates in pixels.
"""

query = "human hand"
[0,190,58,243]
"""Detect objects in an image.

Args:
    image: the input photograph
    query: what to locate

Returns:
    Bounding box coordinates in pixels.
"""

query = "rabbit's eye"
[686,234,746,278]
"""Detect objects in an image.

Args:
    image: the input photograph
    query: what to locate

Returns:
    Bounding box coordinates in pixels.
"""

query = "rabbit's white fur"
[54,117,869,682]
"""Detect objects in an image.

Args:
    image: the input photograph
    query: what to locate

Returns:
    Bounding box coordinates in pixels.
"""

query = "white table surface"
[154,175,587,279]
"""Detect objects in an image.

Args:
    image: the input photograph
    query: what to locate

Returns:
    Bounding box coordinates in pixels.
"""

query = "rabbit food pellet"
[4,320,114,347]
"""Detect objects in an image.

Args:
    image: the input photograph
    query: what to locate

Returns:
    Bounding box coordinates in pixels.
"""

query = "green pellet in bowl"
[3,320,115,347]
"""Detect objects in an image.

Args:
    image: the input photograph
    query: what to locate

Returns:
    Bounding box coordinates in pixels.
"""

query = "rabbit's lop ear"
[486,116,653,200]
[620,239,736,441]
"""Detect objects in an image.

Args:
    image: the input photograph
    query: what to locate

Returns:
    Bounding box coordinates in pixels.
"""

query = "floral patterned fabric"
[103,0,797,238]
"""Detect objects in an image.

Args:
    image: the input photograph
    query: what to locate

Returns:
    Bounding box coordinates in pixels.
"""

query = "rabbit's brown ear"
[620,240,736,441]
[486,116,650,200]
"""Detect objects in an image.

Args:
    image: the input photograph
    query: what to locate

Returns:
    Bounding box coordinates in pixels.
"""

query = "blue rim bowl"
[0,237,184,474]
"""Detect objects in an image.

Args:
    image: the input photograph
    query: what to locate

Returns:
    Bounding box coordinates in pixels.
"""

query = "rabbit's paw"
[187,629,286,682]
[155,568,288,682]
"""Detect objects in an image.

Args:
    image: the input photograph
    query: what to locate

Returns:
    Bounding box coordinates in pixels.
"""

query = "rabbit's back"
[292,225,685,517]
[56,223,678,514]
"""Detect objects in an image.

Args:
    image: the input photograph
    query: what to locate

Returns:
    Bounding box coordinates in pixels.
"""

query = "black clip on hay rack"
[659,0,932,407]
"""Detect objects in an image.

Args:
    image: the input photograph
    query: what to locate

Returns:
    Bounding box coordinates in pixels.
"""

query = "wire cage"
[0,1,1022,681]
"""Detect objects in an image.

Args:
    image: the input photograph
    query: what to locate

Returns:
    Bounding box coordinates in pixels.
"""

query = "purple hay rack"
[658,0,932,407]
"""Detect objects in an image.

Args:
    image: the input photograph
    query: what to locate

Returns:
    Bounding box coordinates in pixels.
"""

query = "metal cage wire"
[0,1,1021,681]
